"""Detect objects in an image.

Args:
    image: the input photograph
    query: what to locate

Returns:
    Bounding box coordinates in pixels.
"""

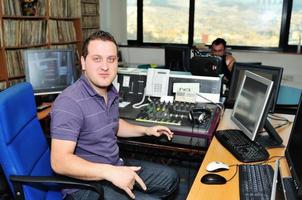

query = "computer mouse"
[206,161,229,172]
[201,173,227,185]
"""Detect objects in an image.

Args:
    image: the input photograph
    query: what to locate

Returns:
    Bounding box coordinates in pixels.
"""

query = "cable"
[258,120,292,134]
[226,164,239,182]
[195,92,225,118]
[132,89,150,109]
[268,114,291,123]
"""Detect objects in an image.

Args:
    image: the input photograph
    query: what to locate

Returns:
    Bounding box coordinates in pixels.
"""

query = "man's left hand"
[145,126,174,140]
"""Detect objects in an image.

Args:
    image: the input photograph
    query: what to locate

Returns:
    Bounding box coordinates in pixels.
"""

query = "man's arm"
[51,138,146,199]
[117,119,173,140]
[226,54,236,72]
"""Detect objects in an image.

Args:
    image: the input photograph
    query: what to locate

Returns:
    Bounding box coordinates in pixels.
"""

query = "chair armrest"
[10,175,103,200]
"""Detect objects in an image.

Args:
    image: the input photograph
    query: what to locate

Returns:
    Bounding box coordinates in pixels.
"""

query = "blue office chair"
[0,82,103,200]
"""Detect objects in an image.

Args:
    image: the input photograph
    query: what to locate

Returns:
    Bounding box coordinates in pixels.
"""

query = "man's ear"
[81,56,86,71]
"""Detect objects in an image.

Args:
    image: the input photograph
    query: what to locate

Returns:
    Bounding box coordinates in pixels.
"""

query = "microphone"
[195,92,224,118]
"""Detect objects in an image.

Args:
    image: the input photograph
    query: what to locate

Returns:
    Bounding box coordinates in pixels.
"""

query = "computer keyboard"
[239,164,274,200]
[215,129,269,162]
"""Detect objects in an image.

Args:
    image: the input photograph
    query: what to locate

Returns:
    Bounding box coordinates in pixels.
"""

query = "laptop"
[271,158,287,200]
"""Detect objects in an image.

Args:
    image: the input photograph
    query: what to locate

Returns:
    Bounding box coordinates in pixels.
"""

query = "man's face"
[81,40,118,92]
[211,43,225,57]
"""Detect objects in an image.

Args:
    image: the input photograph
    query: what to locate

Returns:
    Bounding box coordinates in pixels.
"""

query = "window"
[143,0,190,44]
[127,0,299,51]
[288,0,302,45]
[127,0,137,40]
[194,0,283,47]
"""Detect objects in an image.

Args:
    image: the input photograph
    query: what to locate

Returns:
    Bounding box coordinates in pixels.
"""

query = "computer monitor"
[228,63,283,112]
[285,94,302,198]
[164,45,191,72]
[190,55,223,77]
[231,70,283,147]
[24,49,77,95]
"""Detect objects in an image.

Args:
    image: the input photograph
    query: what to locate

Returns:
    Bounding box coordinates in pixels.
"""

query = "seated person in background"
[211,38,236,84]
[50,30,179,200]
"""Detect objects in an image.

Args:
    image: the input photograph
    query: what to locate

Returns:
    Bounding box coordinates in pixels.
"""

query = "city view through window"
[127,0,302,47]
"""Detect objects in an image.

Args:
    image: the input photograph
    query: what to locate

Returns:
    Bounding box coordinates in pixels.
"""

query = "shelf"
[50,41,81,45]
[82,26,100,29]
[81,0,98,4]
[0,0,83,90]
[8,75,25,80]
[81,14,99,17]
[2,15,46,20]
[49,17,81,21]
[4,44,47,50]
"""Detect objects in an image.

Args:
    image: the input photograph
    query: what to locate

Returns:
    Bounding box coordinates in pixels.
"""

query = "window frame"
[127,0,298,53]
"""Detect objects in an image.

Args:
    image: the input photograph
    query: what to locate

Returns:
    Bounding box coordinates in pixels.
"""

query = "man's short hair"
[82,30,118,58]
[211,38,227,49]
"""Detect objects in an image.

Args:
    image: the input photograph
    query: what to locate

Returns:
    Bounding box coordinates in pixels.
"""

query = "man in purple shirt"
[50,30,179,200]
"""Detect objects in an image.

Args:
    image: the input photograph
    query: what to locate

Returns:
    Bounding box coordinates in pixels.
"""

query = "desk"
[186,109,294,200]
[37,102,52,120]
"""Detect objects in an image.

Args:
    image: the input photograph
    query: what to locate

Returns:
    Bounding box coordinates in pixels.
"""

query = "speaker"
[188,108,211,125]
[190,56,222,77]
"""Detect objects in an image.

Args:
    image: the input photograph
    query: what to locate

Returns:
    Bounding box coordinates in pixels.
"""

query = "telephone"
[145,68,170,97]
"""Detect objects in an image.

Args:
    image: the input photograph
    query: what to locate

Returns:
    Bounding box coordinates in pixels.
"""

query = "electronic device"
[215,129,269,162]
[238,159,286,200]
[231,70,283,147]
[201,173,227,185]
[117,72,147,103]
[145,68,170,97]
[190,55,223,77]
[239,164,274,200]
[24,49,77,95]
[135,99,215,127]
[188,108,212,125]
[285,94,302,198]
[227,62,283,112]
[206,161,229,172]
[165,45,191,72]
[168,74,221,103]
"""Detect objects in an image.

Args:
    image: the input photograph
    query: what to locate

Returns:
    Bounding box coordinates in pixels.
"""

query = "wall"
[120,47,302,89]
[100,0,127,44]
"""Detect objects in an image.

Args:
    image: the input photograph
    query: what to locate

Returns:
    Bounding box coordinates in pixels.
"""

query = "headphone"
[188,108,212,125]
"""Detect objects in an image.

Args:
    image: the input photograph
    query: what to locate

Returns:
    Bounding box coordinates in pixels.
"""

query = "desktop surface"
[186,109,294,200]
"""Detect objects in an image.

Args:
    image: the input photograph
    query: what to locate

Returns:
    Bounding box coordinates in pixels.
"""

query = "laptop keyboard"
[239,164,274,200]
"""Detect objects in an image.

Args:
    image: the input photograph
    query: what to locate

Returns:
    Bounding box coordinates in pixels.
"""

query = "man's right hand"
[106,166,147,199]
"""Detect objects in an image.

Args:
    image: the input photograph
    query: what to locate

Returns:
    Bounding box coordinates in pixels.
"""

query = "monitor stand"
[256,119,283,147]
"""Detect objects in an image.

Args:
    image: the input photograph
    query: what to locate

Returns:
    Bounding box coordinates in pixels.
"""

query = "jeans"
[65,159,179,200]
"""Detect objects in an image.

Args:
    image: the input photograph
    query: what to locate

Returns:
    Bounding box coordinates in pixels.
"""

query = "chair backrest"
[0,82,61,199]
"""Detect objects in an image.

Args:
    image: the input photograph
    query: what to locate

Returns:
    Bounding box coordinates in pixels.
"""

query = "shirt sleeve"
[50,95,83,142]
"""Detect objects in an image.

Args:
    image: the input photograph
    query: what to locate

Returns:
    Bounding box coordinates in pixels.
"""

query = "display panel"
[24,49,77,95]
[231,71,283,147]
[228,63,283,112]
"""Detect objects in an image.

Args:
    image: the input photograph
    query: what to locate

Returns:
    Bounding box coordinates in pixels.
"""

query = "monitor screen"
[231,71,283,147]
[190,55,223,77]
[228,63,283,112]
[165,45,191,72]
[24,49,77,95]
[285,94,302,197]
[168,74,221,103]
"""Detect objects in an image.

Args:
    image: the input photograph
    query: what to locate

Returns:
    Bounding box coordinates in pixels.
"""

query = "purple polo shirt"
[51,75,122,165]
